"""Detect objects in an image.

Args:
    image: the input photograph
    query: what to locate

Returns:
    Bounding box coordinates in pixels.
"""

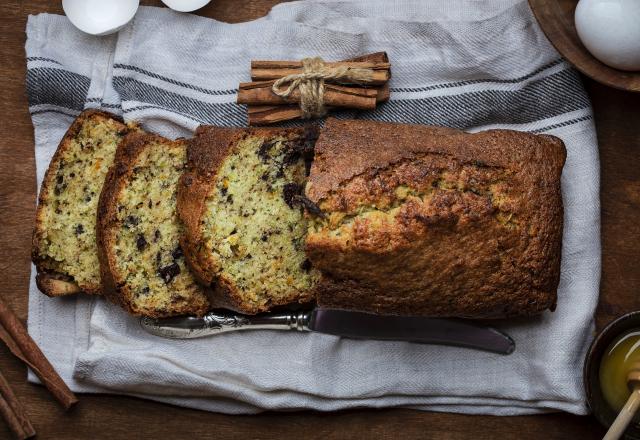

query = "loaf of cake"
[177,126,321,314]
[97,132,210,317]
[305,118,566,319]
[32,109,137,296]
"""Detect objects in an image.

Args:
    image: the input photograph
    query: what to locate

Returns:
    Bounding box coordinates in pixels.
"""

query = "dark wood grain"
[528,0,640,92]
[1,0,636,438]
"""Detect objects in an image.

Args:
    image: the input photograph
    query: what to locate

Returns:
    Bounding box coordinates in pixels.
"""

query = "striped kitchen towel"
[25,0,599,415]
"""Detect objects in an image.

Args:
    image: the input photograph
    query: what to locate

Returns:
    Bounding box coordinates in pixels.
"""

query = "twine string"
[271,57,374,119]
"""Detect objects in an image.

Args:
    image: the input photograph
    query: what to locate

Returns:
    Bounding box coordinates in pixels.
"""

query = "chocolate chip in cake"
[257,140,277,163]
[282,148,301,167]
[124,215,139,228]
[220,186,228,196]
[136,234,147,251]
[300,259,312,271]
[74,224,84,235]
[158,262,181,284]
[148,199,153,209]
[227,194,234,203]
[171,246,183,260]
[154,230,161,242]
[293,194,325,218]
[282,183,303,208]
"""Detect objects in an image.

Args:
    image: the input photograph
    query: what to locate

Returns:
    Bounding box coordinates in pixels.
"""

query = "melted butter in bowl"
[584,312,640,438]
[600,331,640,414]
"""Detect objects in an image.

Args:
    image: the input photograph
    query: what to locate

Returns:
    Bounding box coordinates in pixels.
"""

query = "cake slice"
[177,126,321,314]
[96,132,210,317]
[32,109,137,296]
[305,118,566,319]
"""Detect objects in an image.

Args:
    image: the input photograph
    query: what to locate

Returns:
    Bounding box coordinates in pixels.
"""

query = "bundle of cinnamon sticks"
[0,294,77,439]
[237,52,391,125]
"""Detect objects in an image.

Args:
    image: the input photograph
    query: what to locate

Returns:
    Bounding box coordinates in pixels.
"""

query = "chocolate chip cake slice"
[177,126,321,314]
[32,109,137,296]
[97,132,210,317]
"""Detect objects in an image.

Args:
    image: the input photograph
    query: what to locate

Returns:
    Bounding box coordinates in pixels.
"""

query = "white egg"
[575,0,640,71]
[62,0,139,36]
[161,0,212,12]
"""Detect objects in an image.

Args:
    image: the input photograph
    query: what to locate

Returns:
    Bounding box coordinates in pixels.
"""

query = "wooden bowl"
[584,312,640,439]
[528,0,640,92]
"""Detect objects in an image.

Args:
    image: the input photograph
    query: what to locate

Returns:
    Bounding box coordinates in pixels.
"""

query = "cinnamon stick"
[248,106,304,125]
[244,52,392,125]
[238,80,378,110]
[346,51,389,64]
[0,295,77,410]
[248,84,390,125]
[251,60,391,85]
[0,370,35,439]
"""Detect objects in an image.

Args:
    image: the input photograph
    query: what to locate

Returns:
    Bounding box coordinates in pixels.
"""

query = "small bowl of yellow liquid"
[586,312,640,439]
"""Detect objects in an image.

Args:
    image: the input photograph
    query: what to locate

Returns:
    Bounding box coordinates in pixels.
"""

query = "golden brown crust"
[307,118,566,319]
[177,125,309,314]
[177,126,240,287]
[31,109,127,296]
[97,132,210,317]
[35,273,82,297]
[96,132,147,312]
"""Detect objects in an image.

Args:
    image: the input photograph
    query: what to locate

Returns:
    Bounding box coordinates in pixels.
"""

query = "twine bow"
[271,57,374,119]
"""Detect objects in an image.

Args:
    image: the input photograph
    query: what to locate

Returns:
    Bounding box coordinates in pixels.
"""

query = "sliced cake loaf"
[97,132,210,317]
[32,109,137,296]
[177,126,321,314]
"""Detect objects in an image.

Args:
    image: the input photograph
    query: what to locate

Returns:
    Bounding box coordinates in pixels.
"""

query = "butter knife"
[140,308,515,355]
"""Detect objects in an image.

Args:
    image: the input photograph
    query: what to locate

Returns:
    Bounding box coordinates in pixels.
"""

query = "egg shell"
[575,0,640,71]
[62,0,140,36]
[161,0,212,12]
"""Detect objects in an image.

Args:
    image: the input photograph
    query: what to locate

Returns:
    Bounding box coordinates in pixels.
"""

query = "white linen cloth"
[24,0,600,415]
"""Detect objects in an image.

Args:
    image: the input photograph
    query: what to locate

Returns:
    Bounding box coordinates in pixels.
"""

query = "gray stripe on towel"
[390,59,565,93]
[114,64,237,96]
[114,76,246,126]
[26,67,90,111]
[115,68,589,130]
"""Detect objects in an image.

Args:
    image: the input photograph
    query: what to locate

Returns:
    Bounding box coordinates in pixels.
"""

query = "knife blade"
[308,309,515,354]
[140,308,515,355]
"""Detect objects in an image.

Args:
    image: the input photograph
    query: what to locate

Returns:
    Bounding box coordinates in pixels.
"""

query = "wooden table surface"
[1,1,639,438]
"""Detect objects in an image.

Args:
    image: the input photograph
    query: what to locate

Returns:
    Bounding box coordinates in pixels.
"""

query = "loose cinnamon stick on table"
[238,80,378,110]
[0,369,35,439]
[0,295,77,410]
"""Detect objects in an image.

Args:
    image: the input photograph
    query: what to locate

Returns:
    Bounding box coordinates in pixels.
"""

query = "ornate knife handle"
[140,310,312,339]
